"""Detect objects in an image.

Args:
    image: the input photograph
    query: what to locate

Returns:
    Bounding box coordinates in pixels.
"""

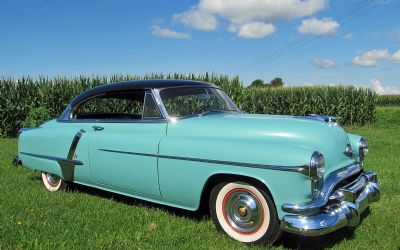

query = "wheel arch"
[198,173,276,213]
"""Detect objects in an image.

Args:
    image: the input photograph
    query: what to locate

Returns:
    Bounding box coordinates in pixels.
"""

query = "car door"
[77,90,166,197]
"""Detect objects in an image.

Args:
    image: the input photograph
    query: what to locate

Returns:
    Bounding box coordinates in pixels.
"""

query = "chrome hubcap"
[224,190,263,233]
[46,173,60,186]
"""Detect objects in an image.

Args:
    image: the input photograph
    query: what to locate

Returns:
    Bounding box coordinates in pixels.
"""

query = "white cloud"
[151,25,191,39]
[311,59,336,68]
[298,17,340,36]
[344,33,353,40]
[199,0,326,24]
[237,22,275,39]
[352,49,390,67]
[370,78,400,95]
[392,49,400,63]
[172,0,326,39]
[173,7,217,31]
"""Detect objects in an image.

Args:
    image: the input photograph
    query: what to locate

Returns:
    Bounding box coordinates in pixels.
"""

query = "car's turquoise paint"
[89,122,167,197]
[18,112,359,219]
[165,113,355,176]
[18,121,93,181]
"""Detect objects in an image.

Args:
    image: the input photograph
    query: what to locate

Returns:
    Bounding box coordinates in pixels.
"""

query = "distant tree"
[249,79,265,88]
[270,77,284,87]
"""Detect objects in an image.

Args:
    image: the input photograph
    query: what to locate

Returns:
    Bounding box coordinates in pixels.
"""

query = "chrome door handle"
[92,126,104,131]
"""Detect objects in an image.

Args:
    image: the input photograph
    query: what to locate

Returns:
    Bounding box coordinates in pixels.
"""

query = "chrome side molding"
[99,148,309,174]
[20,152,83,165]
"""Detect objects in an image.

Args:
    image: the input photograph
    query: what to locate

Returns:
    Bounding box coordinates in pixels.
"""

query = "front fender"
[158,137,314,218]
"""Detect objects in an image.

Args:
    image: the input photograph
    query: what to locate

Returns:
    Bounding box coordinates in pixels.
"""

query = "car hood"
[167,113,356,175]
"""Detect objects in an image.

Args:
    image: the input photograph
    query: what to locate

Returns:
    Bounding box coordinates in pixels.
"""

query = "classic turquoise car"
[15,80,380,244]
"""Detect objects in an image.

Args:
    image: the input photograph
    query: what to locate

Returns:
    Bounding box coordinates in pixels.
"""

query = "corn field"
[377,95,400,106]
[0,74,377,137]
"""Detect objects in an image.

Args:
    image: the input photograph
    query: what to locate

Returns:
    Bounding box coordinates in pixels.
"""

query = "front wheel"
[209,181,282,245]
[41,172,68,192]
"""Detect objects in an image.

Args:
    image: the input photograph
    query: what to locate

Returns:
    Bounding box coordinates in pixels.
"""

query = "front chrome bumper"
[280,165,380,236]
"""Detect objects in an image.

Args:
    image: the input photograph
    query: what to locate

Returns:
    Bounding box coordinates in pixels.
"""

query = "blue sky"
[1,0,399,94]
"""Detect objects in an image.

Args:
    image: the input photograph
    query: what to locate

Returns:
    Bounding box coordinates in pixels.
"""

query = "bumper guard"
[280,166,380,236]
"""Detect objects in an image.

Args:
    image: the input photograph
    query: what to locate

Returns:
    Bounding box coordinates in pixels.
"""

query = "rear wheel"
[209,181,282,245]
[41,172,68,192]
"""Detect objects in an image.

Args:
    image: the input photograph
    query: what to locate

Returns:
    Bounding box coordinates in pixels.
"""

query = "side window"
[143,91,162,119]
[73,90,161,120]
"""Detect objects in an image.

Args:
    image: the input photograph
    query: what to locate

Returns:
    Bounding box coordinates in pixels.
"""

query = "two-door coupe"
[15,80,380,244]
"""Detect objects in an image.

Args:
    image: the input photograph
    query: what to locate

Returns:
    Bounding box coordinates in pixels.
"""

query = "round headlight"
[310,151,325,180]
[359,137,369,161]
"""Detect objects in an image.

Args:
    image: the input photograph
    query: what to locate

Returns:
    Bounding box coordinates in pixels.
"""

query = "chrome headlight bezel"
[358,137,369,162]
[310,151,325,195]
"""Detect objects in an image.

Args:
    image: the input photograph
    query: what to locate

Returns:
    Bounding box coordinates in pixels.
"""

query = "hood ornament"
[310,114,341,125]
[344,143,353,157]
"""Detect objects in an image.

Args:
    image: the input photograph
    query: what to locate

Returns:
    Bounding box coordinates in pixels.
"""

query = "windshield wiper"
[200,109,237,116]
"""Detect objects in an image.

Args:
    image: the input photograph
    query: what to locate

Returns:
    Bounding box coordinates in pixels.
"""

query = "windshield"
[159,87,239,118]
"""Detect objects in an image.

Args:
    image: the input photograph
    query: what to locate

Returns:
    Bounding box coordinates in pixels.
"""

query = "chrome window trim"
[157,85,223,91]
[142,90,163,120]
[58,89,166,123]
[69,92,108,120]
[58,85,241,123]
[152,88,172,120]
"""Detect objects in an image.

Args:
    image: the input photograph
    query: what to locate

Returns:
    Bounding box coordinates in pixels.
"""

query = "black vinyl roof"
[69,80,218,107]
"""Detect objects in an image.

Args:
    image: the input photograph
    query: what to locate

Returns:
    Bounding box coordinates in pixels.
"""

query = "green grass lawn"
[1,106,399,249]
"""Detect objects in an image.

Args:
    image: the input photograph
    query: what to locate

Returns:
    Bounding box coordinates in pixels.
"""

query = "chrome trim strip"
[157,85,222,91]
[20,152,83,165]
[98,149,309,174]
[58,119,168,124]
[67,129,85,160]
[282,164,361,215]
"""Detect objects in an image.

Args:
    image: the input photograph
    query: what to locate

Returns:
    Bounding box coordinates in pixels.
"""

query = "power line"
[237,0,376,72]
[249,3,400,77]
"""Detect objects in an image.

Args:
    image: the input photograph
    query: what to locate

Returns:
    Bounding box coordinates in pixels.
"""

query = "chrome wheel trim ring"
[223,189,264,233]
[46,173,61,187]
[215,182,271,243]
[41,172,62,191]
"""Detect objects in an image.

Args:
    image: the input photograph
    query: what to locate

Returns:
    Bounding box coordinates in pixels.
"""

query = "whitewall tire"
[210,181,282,245]
[41,172,68,192]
